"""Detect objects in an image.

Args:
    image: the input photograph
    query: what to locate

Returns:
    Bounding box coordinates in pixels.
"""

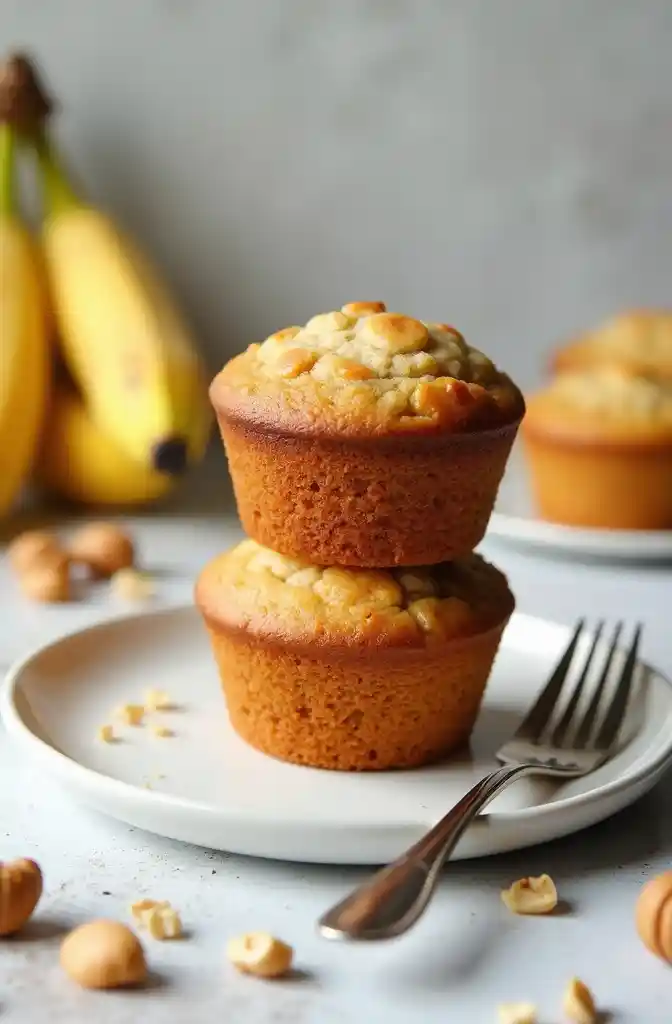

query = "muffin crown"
[211,301,523,437]
[551,367,672,418]
[255,305,494,385]
[593,310,672,360]
[525,366,672,445]
[555,309,672,376]
[196,540,513,651]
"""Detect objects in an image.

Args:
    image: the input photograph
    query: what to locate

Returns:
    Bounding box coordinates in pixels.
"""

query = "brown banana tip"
[0,52,54,130]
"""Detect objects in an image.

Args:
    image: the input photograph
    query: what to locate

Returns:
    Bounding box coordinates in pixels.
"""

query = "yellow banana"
[37,384,177,506]
[0,125,50,516]
[37,136,212,475]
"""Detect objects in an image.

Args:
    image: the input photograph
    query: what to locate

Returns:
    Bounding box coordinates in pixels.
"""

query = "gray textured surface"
[5,0,672,387]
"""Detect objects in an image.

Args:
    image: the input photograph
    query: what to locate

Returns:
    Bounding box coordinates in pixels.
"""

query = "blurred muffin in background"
[522,367,672,530]
[553,310,672,379]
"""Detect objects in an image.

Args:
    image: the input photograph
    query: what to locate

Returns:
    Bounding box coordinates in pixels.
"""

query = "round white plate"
[2,607,671,865]
[488,446,672,561]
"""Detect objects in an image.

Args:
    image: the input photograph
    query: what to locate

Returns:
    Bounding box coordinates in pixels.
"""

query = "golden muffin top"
[554,309,672,377]
[524,367,672,443]
[211,302,524,437]
[196,539,513,651]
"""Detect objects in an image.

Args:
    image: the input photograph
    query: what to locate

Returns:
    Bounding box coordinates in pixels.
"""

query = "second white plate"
[3,606,672,865]
[488,446,672,562]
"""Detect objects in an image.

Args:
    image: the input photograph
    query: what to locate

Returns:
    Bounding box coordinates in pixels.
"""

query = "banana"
[37,384,177,506]
[0,124,50,516]
[37,136,212,474]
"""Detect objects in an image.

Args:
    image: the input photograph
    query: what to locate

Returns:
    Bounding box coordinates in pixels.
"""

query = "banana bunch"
[0,123,49,516]
[0,54,212,513]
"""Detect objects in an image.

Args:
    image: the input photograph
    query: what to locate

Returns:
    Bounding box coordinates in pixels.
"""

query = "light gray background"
[5,0,672,388]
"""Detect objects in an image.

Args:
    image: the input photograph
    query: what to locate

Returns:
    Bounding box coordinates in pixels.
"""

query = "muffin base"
[218,419,520,566]
[524,433,672,530]
[201,621,510,771]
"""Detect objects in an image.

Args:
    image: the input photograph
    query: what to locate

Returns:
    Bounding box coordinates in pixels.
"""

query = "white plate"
[488,446,672,562]
[2,607,671,865]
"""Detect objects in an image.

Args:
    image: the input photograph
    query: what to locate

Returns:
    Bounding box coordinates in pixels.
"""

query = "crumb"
[152,726,173,739]
[97,725,115,743]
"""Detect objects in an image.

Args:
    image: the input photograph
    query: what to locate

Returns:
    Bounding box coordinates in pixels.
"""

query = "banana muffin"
[523,367,672,529]
[553,309,672,378]
[195,539,514,771]
[211,303,524,566]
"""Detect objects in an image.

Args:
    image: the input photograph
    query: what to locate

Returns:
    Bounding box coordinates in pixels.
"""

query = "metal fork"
[318,620,642,942]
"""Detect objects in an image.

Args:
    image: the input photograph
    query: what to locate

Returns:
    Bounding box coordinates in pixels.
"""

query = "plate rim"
[3,604,672,834]
[489,509,672,555]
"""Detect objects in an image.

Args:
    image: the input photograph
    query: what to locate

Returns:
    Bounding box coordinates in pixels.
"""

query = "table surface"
[1,479,671,1023]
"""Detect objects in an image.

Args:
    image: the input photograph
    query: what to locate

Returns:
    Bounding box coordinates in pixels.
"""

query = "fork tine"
[550,622,605,747]
[574,622,623,749]
[515,620,584,741]
[593,624,642,751]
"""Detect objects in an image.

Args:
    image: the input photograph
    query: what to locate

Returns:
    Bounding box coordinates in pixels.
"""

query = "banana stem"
[0,124,16,217]
[34,130,81,217]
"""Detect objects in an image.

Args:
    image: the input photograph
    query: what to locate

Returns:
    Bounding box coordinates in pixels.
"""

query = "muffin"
[523,367,672,530]
[553,309,672,378]
[211,303,524,566]
[195,539,514,771]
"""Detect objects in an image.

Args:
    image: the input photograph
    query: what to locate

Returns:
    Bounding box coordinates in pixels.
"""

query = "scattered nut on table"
[500,874,558,915]
[497,1002,537,1024]
[145,689,173,711]
[0,858,43,936]
[19,555,71,603]
[635,870,672,963]
[97,725,115,743]
[226,932,293,978]
[60,920,147,989]
[147,905,182,940]
[152,725,173,738]
[111,568,154,602]
[131,899,168,923]
[562,977,597,1024]
[7,530,64,574]
[118,704,145,726]
[69,523,135,579]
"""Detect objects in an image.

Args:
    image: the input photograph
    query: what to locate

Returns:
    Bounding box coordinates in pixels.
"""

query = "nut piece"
[131,899,169,925]
[498,1003,537,1024]
[19,557,71,602]
[111,568,154,602]
[152,726,173,738]
[635,870,672,962]
[563,977,597,1024]
[501,874,558,915]
[146,905,182,940]
[69,523,135,579]
[359,312,429,354]
[0,858,43,936]
[118,704,144,726]
[97,725,115,743]
[341,301,387,318]
[60,920,147,989]
[226,932,293,978]
[7,530,63,574]
[145,689,173,711]
[274,348,318,378]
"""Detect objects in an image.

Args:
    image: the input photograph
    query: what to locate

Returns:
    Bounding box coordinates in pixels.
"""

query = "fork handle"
[318,762,538,942]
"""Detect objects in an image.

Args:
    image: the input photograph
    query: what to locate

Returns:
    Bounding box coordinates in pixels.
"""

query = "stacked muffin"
[523,310,672,530]
[196,303,525,770]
